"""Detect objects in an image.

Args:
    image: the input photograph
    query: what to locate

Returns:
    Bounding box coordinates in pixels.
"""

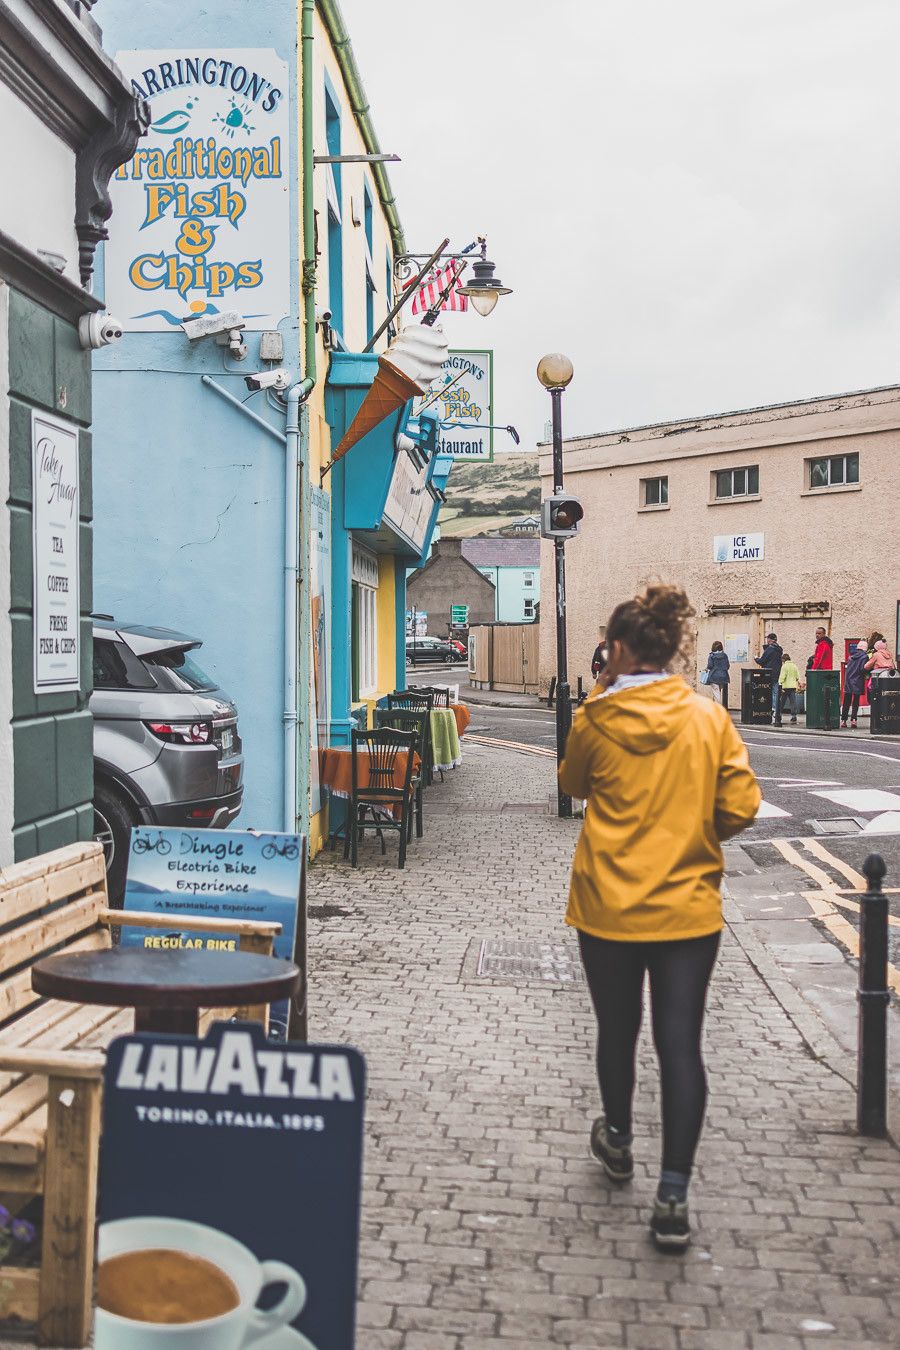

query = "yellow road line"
[772,838,900,992]
[467,734,557,759]
[802,838,866,889]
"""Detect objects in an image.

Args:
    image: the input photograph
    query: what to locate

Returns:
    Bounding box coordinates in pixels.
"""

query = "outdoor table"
[31,946,302,1036]
[450,702,471,736]
[319,744,420,800]
[430,707,462,771]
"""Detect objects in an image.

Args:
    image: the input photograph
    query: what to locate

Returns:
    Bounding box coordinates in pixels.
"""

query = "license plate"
[219,728,234,754]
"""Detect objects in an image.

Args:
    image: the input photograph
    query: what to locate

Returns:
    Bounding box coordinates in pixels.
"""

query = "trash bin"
[869,677,900,734]
[741,669,774,725]
[805,669,841,729]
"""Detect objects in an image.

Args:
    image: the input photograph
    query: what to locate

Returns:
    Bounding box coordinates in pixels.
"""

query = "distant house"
[493,514,541,537]
[407,539,497,633]
[461,537,540,623]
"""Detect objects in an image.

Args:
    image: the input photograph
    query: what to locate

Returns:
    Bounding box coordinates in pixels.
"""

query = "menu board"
[32,410,80,693]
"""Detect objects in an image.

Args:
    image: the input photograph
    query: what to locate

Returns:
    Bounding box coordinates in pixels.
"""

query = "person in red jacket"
[810,626,834,671]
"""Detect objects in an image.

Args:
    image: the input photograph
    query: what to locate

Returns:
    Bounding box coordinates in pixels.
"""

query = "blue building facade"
[92,1,303,835]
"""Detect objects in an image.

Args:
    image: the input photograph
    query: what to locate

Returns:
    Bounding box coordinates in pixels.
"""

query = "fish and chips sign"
[107,49,290,331]
[413,349,494,461]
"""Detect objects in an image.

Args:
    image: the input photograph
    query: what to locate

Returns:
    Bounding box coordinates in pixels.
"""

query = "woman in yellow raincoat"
[560,584,760,1250]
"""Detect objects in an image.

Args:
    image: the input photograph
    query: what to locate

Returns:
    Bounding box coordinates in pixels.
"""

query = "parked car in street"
[405,636,466,665]
[91,617,244,903]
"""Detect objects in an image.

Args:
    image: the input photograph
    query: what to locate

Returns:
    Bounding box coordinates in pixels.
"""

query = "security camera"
[78,312,124,350]
[317,308,333,325]
[244,368,291,393]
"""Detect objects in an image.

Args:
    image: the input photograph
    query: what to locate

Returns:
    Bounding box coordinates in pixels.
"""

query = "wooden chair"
[374,708,428,840]
[0,841,280,1347]
[388,691,435,783]
[419,686,450,707]
[344,728,417,868]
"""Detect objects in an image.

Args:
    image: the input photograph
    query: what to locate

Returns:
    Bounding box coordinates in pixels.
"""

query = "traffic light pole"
[551,387,572,818]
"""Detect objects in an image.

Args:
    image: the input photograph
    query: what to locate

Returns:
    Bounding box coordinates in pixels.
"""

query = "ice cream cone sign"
[330,323,448,465]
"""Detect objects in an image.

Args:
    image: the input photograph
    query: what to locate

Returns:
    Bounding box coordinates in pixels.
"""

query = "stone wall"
[407,539,496,633]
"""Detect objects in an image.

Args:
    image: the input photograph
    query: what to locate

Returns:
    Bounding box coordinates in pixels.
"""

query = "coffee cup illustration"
[95,1217,307,1349]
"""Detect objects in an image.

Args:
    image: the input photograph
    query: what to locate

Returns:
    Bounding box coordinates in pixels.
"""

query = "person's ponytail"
[606,584,694,668]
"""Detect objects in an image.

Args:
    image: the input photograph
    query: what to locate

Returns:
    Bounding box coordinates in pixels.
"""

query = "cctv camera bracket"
[181,310,245,342]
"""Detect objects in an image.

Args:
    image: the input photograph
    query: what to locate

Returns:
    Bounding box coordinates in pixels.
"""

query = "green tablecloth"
[430,708,462,771]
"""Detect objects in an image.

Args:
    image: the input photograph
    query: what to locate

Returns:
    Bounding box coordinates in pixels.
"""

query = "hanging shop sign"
[99,1024,365,1350]
[713,532,764,563]
[32,410,80,693]
[107,49,290,331]
[382,449,434,554]
[413,349,493,460]
[121,826,303,1040]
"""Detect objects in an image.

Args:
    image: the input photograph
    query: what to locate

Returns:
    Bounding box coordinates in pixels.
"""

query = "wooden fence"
[468,623,540,694]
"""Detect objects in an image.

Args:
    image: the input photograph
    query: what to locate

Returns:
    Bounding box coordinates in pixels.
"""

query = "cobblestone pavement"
[309,742,900,1350]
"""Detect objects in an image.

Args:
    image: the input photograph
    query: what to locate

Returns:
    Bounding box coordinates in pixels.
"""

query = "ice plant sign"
[107,50,290,331]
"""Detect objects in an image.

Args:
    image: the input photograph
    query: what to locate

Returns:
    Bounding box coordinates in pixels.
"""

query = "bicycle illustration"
[262,839,300,860]
[132,832,172,856]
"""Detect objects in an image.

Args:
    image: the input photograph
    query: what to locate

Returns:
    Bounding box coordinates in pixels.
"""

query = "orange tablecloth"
[319,745,420,800]
[450,703,471,736]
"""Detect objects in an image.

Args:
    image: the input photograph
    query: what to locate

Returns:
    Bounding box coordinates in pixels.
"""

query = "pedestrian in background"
[778,652,801,725]
[842,641,868,729]
[591,637,608,681]
[704,641,730,709]
[559,584,760,1251]
[754,632,783,724]
[865,639,897,680]
[809,626,834,671]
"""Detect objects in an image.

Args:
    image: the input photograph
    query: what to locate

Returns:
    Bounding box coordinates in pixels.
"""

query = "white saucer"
[254,1326,318,1349]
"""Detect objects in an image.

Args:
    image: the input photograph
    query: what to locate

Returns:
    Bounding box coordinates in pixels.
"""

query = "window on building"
[325,85,344,340]
[351,582,377,699]
[523,572,535,588]
[363,183,375,344]
[641,476,668,507]
[809,453,859,489]
[715,465,759,499]
[524,598,535,618]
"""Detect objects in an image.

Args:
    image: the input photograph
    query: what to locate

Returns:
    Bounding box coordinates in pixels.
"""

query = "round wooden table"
[32,947,302,1036]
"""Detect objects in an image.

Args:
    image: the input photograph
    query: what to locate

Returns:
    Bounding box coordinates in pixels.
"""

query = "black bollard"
[547,675,557,709]
[857,854,890,1136]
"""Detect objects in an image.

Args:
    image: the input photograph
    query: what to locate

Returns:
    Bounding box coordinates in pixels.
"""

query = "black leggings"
[841,691,860,721]
[578,929,720,1174]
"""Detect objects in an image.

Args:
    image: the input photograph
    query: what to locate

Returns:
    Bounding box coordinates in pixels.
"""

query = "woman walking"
[704,640,730,709]
[559,585,760,1250]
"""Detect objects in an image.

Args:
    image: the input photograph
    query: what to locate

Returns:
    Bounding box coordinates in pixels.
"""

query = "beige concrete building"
[538,385,900,698]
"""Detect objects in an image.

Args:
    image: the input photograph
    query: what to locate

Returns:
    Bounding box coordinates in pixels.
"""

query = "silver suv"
[91,618,244,902]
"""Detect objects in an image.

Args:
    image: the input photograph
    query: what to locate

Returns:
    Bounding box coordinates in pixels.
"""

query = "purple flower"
[10,1219,35,1244]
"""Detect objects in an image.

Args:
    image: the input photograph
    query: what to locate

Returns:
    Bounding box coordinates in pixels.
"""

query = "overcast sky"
[341,0,900,448]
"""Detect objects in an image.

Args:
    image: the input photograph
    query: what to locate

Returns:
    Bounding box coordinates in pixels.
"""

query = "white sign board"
[32,411,80,693]
[724,633,750,664]
[412,349,493,460]
[383,451,433,553]
[714,532,764,563]
[107,49,290,331]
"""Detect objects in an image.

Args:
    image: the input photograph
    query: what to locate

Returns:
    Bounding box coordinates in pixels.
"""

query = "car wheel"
[94,783,136,908]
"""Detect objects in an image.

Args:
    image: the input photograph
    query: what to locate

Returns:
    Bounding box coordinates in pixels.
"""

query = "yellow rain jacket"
[559,676,760,941]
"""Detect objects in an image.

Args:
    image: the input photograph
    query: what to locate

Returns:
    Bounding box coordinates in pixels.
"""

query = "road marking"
[802,839,865,888]
[812,788,900,811]
[771,838,900,994]
[744,739,900,765]
[862,811,900,834]
[756,801,792,818]
[467,734,557,759]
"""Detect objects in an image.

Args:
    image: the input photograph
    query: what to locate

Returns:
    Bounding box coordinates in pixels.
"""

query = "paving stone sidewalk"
[310,742,900,1350]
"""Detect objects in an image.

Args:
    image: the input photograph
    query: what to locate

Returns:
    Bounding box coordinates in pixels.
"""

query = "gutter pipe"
[316,0,407,255]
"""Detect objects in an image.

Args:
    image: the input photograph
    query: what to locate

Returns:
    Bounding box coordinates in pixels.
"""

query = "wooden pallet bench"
[0,841,281,1347]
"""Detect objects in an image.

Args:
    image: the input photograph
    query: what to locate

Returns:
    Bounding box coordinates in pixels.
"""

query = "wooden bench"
[0,840,282,1347]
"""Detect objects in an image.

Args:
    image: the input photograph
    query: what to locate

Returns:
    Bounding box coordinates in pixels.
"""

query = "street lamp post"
[537,354,576,818]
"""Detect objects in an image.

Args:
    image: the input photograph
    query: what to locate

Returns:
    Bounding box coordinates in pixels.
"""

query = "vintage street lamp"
[537,353,579,818]
[456,240,513,317]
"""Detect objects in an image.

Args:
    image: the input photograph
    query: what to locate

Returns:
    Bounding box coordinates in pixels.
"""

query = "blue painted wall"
[477,565,540,622]
[92,0,301,831]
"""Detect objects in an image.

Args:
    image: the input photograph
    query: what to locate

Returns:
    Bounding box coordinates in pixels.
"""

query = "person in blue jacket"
[841,641,868,729]
[755,632,783,724]
[704,641,731,709]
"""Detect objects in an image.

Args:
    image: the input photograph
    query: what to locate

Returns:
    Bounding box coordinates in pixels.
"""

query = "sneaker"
[790,717,797,723]
[840,720,848,729]
[851,719,858,729]
[589,1118,633,1182]
[650,1195,691,1250]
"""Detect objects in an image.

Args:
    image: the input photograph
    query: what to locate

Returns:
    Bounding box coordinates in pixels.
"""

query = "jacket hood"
[582,676,696,755]
[819,636,834,649]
